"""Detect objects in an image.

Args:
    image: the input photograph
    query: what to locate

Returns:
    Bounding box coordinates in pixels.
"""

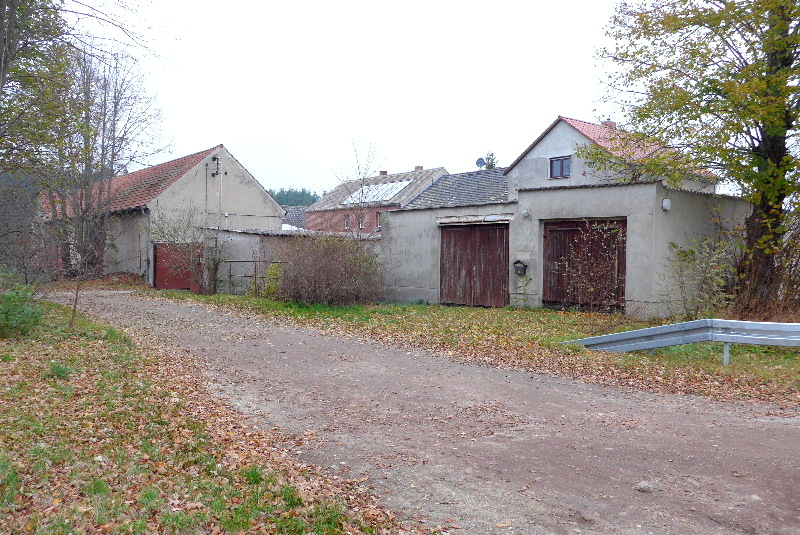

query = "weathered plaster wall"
[128,147,284,284]
[506,122,617,199]
[381,183,750,318]
[104,212,148,277]
[380,203,517,305]
[149,148,283,231]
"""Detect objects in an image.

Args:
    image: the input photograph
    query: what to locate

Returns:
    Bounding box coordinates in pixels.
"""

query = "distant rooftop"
[341,180,412,204]
[404,168,508,210]
[308,167,447,211]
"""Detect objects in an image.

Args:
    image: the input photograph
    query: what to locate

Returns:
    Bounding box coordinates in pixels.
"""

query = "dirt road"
[55,292,800,535]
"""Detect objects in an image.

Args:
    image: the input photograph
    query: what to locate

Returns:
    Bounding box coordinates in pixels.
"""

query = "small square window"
[550,156,571,179]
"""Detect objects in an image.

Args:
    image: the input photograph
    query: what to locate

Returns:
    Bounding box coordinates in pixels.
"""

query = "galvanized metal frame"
[564,319,800,365]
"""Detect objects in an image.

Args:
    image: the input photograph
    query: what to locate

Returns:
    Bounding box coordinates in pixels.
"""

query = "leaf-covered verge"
[0,302,407,534]
[44,272,150,292]
[149,291,800,410]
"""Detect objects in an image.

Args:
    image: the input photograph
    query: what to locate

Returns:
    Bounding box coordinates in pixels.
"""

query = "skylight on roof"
[341,180,412,204]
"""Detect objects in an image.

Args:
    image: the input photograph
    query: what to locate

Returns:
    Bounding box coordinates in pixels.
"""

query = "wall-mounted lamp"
[521,209,531,218]
[662,198,672,212]
[513,260,528,276]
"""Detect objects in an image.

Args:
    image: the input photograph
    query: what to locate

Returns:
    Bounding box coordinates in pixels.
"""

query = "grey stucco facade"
[379,117,751,318]
[381,184,748,317]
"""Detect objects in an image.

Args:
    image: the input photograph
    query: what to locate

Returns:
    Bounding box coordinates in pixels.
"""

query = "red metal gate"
[153,243,202,293]
[440,224,509,307]
[543,220,626,307]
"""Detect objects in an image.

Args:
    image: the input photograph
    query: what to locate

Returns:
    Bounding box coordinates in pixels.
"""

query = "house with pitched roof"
[380,117,751,317]
[43,145,283,286]
[305,166,447,233]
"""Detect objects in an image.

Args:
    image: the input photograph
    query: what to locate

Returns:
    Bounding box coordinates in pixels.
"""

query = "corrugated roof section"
[342,180,412,204]
[404,168,508,210]
[308,167,447,211]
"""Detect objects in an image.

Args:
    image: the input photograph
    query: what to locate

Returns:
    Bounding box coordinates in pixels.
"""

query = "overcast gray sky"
[89,0,622,194]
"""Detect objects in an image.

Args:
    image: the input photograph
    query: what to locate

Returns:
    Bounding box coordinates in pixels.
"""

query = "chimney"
[379,170,388,176]
[415,165,423,171]
[601,118,616,129]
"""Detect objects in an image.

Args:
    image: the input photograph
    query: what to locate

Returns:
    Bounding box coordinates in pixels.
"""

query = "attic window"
[550,156,571,179]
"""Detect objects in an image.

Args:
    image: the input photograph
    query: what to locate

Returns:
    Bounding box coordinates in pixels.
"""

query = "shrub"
[666,237,738,318]
[277,236,382,305]
[0,285,42,338]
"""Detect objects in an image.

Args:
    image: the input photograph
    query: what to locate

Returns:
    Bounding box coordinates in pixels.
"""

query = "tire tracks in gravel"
[53,291,800,535]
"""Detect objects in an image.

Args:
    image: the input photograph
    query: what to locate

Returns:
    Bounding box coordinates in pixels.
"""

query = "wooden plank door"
[440,224,509,307]
[440,226,475,306]
[474,225,510,307]
[543,220,627,308]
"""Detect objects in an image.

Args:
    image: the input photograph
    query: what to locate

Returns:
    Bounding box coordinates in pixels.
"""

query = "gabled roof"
[105,145,222,212]
[503,116,666,175]
[40,145,223,218]
[307,167,447,211]
[404,168,508,210]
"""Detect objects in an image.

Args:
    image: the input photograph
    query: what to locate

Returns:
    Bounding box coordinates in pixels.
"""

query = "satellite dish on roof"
[476,157,486,169]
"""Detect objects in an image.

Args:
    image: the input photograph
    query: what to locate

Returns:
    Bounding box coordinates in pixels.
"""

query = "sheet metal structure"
[564,319,800,365]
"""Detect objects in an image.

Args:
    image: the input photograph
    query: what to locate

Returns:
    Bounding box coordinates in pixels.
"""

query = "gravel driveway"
[54,291,800,535]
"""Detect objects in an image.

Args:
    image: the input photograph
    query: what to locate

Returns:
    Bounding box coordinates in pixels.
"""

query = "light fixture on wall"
[662,198,672,212]
[521,209,531,218]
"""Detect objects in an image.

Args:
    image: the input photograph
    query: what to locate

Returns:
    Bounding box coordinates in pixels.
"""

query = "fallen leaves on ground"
[0,306,422,534]
[150,292,800,411]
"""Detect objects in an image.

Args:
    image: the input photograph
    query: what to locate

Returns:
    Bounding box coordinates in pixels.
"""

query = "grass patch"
[0,303,393,533]
[148,290,800,405]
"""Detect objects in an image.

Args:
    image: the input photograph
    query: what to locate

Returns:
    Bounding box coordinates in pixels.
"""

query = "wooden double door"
[440,224,509,307]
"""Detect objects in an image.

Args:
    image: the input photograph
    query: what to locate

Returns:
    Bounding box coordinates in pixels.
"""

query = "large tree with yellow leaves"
[601,0,800,312]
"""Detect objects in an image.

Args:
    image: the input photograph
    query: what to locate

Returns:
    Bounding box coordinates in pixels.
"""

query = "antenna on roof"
[476,157,486,169]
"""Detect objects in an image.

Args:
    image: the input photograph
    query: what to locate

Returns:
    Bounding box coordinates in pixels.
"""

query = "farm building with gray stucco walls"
[380,117,751,318]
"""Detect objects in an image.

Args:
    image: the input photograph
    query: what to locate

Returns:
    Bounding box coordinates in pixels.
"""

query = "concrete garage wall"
[652,184,751,315]
[517,182,749,317]
[380,203,516,305]
[380,183,750,318]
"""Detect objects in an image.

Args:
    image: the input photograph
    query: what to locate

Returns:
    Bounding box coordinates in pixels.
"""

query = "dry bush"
[277,235,382,306]
[562,221,626,311]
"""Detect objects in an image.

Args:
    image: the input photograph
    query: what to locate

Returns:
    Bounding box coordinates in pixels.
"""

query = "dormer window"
[550,156,571,179]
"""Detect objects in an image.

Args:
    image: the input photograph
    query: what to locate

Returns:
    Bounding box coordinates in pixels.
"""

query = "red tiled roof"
[40,145,222,217]
[105,145,222,212]
[503,117,667,175]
